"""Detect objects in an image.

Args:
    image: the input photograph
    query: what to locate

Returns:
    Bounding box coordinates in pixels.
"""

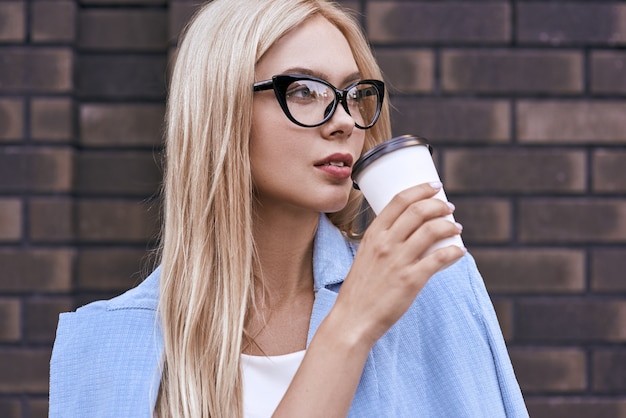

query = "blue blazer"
[50,214,528,417]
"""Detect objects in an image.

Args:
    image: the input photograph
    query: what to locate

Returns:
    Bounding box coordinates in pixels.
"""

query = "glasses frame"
[253,74,385,129]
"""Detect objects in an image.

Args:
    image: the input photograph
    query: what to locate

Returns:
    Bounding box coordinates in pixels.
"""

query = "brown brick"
[452,198,511,244]
[591,51,626,95]
[516,298,626,342]
[510,348,586,393]
[79,103,165,147]
[491,298,513,341]
[30,98,74,142]
[0,400,21,418]
[77,55,167,99]
[472,249,585,294]
[169,2,201,44]
[593,349,626,393]
[444,149,586,194]
[29,198,74,242]
[32,1,76,43]
[373,49,433,94]
[368,2,510,44]
[527,397,626,418]
[24,297,72,343]
[0,2,25,42]
[519,199,626,243]
[0,98,24,141]
[591,249,626,292]
[0,349,50,393]
[442,49,583,94]
[0,198,22,242]
[0,48,72,92]
[518,3,626,45]
[81,0,165,4]
[0,249,73,292]
[28,399,48,418]
[518,100,626,144]
[79,9,167,51]
[0,147,73,193]
[77,248,151,291]
[391,98,509,144]
[77,199,159,243]
[75,151,162,196]
[0,298,20,342]
[593,149,626,193]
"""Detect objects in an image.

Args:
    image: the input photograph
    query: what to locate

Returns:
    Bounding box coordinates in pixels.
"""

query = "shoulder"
[50,268,163,417]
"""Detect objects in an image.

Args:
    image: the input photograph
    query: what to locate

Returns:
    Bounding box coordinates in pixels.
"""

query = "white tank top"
[241,350,306,418]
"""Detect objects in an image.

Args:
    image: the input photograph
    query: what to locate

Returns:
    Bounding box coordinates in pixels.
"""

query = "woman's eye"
[286,85,313,100]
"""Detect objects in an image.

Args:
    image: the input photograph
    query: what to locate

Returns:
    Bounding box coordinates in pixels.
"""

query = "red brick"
[76,151,162,196]
[0,298,20,342]
[0,2,25,42]
[0,98,24,141]
[593,348,626,393]
[0,249,73,292]
[0,198,22,242]
[373,49,433,93]
[0,400,21,418]
[591,249,626,292]
[442,49,582,94]
[77,55,166,99]
[509,348,586,392]
[0,349,50,393]
[526,398,626,418]
[593,149,626,193]
[30,98,74,142]
[452,198,511,244]
[591,51,626,95]
[472,249,585,294]
[519,199,626,243]
[32,1,76,43]
[444,149,586,194]
[391,98,509,144]
[0,48,72,92]
[24,297,72,343]
[518,100,626,144]
[0,147,73,193]
[29,198,74,242]
[79,103,165,147]
[368,2,510,44]
[79,9,167,51]
[516,298,626,342]
[518,3,626,45]
[77,248,151,291]
[81,0,165,4]
[77,199,160,243]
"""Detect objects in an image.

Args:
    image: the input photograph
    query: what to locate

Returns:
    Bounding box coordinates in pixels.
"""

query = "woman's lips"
[314,153,353,180]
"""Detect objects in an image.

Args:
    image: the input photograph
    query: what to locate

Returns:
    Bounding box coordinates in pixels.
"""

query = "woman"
[50,0,528,417]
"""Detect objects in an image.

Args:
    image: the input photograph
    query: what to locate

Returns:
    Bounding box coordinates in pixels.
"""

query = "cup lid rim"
[352,135,432,181]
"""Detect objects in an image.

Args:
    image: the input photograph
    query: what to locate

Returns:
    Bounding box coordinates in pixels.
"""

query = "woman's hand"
[332,181,466,348]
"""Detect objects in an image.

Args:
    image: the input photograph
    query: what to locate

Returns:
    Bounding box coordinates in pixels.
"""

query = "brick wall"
[0,0,624,417]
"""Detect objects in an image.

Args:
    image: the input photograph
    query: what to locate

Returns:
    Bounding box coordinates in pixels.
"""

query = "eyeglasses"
[253,74,384,129]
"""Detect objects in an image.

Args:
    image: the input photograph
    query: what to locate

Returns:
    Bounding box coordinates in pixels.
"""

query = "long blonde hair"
[156,0,391,416]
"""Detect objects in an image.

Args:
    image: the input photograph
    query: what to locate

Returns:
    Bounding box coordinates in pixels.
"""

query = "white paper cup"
[352,135,463,256]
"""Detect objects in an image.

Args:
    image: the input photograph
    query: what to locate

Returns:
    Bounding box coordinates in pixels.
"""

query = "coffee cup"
[351,135,463,256]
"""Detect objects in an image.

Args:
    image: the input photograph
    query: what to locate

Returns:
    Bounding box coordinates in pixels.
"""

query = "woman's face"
[251,16,366,216]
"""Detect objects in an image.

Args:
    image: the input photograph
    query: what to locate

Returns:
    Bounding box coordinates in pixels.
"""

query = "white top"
[241,350,306,418]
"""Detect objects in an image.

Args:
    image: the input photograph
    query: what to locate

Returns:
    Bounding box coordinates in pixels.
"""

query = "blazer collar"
[312,213,356,291]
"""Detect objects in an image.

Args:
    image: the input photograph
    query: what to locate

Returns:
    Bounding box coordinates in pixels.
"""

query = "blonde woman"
[50,0,528,417]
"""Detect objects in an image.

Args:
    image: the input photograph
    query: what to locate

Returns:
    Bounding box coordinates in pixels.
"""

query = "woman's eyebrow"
[280,67,363,86]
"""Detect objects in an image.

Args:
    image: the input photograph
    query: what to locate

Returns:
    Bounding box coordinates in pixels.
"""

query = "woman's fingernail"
[455,222,463,232]
[430,181,442,190]
[447,202,456,211]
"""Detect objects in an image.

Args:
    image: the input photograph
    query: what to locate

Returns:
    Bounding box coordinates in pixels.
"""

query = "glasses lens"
[285,79,335,127]
[347,83,381,128]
